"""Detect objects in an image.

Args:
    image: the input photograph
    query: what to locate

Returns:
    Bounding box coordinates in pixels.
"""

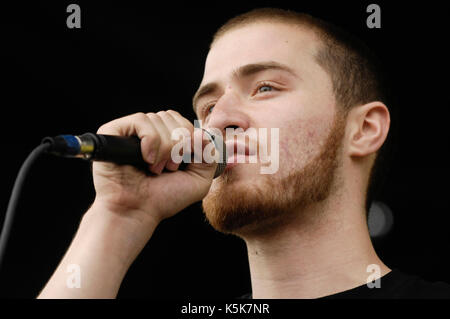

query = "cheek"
[277,115,333,172]
[253,90,336,174]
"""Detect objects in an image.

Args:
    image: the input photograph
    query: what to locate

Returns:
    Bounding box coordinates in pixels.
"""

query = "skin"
[196,22,391,298]
[38,21,391,299]
[199,22,344,235]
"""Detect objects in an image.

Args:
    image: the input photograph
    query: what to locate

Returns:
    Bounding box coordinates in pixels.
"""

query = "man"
[38,8,450,298]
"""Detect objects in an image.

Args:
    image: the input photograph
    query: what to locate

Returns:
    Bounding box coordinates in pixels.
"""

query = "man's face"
[195,22,346,236]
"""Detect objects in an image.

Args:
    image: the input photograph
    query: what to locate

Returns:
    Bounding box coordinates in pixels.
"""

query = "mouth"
[225,140,257,170]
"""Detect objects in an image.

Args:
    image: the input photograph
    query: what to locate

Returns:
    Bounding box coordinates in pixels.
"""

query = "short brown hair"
[211,8,390,212]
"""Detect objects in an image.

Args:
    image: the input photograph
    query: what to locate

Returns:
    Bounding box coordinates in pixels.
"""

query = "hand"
[91,110,218,229]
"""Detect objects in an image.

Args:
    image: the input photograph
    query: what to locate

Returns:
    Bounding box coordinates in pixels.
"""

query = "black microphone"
[41,132,227,178]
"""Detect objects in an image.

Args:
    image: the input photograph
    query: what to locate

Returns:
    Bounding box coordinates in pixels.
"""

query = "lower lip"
[225,162,238,170]
[225,155,256,170]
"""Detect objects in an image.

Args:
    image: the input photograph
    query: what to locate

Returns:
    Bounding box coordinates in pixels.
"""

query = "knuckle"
[134,112,148,121]
[156,110,167,117]
[146,112,159,120]
[167,109,181,117]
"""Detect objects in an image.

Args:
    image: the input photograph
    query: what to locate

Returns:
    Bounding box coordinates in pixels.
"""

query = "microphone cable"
[0,143,50,272]
[0,131,226,273]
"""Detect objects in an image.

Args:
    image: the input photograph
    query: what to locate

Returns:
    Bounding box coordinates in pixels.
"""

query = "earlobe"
[348,102,390,158]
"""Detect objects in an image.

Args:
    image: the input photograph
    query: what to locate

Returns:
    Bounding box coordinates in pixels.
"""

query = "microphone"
[41,132,227,178]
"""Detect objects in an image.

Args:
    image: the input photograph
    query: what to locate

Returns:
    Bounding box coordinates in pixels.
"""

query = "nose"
[205,90,250,135]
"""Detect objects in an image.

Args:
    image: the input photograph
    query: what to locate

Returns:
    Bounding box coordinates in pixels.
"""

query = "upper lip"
[225,139,257,158]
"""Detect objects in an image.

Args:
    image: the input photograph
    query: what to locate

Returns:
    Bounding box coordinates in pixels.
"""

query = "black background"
[1,1,449,299]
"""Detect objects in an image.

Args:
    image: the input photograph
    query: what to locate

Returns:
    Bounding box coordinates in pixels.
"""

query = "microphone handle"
[87,133,190,172]
[42,132,226,177]
[84,133,147,166]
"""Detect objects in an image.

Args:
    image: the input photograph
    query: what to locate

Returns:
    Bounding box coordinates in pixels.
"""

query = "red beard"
[202,113,346,237]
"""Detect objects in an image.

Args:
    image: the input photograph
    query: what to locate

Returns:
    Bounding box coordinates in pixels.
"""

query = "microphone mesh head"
[214,156,227,178]
[202,129,227,178]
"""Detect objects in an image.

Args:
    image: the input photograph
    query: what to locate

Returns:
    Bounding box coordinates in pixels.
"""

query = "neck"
[242,187,390,299]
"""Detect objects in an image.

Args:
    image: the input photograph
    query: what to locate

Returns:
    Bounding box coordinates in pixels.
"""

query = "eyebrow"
[192,61,298,114]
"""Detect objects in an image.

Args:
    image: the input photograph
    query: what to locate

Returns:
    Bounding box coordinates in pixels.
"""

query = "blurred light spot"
[368,201,394,238]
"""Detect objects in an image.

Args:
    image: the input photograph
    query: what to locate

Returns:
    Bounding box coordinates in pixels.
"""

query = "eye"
[254,82,277,95]
[258,85,273,93]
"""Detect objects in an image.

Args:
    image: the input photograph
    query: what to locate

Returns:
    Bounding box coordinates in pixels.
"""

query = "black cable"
[0,143,50,272]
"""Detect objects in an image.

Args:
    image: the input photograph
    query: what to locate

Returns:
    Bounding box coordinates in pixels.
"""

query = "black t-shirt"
[240,269,450,299]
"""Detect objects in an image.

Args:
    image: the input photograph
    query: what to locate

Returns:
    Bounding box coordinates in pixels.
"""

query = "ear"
[347,101,390,157]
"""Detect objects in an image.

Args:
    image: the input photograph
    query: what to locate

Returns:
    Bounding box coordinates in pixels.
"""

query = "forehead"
[202,22,322,84]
